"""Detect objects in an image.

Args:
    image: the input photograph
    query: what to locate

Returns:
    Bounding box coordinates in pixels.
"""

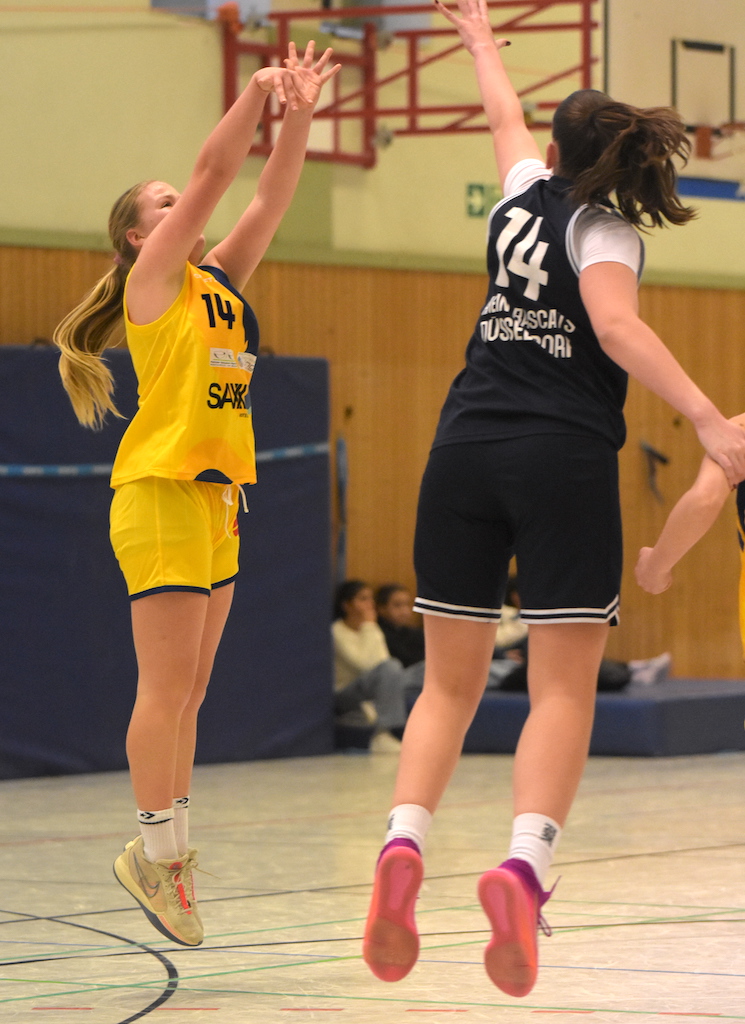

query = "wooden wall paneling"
[6,245,745,675]
[246,262,486,596]
[0,247,111,346]
[606,285,745,675]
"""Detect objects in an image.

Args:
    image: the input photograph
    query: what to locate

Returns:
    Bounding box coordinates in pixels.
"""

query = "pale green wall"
[0,1,264,249]
[1,0,744,286]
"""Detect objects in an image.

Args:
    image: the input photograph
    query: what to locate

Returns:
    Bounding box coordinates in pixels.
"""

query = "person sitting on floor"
[492,578,672,692]
[333,579,418,754]
[375,583,425,668]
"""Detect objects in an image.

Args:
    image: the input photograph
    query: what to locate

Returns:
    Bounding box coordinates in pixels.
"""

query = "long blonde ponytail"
[54,181,151,429]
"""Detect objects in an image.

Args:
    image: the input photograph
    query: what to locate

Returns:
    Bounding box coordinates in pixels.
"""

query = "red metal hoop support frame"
[221,0,598,168]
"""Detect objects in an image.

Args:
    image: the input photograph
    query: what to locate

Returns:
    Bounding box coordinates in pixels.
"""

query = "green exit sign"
[466,183,501,217]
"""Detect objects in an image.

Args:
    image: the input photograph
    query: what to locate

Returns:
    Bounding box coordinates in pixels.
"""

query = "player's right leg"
[480,621,608,996]
[364,616,498,980]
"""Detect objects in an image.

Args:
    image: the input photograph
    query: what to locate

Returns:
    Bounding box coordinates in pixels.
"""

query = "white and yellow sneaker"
[114,835,203,946]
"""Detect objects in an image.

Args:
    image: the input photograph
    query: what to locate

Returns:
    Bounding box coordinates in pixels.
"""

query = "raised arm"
[635,451,733,594]
[579,261,745,487]
[126,44,338,321]
[206,42,341,290]
[434,0,542,189]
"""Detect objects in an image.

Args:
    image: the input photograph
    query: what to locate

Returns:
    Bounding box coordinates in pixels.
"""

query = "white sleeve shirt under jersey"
[501,158,643,278]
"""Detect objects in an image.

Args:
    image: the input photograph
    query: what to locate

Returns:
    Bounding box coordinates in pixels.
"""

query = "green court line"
[3,943,745,1016]
[0,952,344,1004]
[20,978,745,1020]
[6,975,745,1020]
[151,983,745,1018]
[557,897,745,912]
[4,900,744,967]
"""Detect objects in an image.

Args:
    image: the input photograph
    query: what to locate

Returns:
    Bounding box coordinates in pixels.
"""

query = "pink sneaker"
[363,839,423,981]
[478,857,553,997]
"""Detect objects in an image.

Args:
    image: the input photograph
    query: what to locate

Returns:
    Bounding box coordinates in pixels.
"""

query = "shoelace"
[537,877,559,937]
[179,855,219,905]
[163,863,193,914]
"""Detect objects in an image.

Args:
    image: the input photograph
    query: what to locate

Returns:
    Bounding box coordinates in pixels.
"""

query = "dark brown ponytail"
[552,90,695,228]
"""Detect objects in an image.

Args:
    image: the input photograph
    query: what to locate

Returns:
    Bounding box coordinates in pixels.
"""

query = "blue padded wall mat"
[461,679,745,757]
[0,347,334,779]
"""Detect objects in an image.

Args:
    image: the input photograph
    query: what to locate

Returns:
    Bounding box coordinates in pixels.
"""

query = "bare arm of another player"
[635,448,736,594]
[434,0,541,188]
[580,262,745,487]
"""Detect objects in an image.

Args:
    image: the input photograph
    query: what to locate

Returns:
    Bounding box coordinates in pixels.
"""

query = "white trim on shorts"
[413,597,502,624]
[414,594,620,626]
[520,595,620,625]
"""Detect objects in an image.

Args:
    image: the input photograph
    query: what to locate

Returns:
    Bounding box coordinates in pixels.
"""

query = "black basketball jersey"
[433,175,632,452]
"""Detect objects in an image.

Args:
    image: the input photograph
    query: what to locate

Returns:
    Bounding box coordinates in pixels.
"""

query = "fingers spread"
[320,62,342,85]
[303,39,316,67]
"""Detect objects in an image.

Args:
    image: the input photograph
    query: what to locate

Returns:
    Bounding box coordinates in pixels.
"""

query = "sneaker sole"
[363,846,423,982]
[113,853,202,947]
[478,868,538,997]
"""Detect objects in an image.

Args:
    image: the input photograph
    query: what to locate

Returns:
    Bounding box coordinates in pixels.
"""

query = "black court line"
[0,908,178,1024]
[3,838,745,932]
[3,838,744,1017]
[4,836,745,929]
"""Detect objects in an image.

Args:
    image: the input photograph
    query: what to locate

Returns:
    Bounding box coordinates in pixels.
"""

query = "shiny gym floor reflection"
[2,751,744,1022]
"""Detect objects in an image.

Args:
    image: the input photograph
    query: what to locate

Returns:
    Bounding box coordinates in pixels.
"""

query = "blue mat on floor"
[461,679,745,757]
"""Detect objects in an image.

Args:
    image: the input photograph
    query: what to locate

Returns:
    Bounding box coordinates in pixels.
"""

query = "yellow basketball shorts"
[110,477,241,601]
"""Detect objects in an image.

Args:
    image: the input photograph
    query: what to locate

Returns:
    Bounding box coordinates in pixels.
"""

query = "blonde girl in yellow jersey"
[54,42,340,947]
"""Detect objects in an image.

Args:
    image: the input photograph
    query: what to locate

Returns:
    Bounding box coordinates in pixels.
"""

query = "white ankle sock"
[137,807,179,863]
[507,812,562,887]
[173,796,190,857]
[384,803,433,853]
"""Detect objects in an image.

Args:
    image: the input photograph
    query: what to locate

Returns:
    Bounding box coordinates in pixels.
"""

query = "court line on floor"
[3,893,745,964]
[3,773,740,849]
[60,980,745,1020]
[4,912,745,1019]
[0,913,179,1023]
[4,837,743,930]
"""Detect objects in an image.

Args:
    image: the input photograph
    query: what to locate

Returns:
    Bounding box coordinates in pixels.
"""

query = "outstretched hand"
[433,0,509,54]
[254,41,341,111]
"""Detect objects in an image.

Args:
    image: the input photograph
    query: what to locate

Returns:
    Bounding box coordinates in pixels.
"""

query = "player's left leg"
[479,620,608,997]
[173,581,235,810]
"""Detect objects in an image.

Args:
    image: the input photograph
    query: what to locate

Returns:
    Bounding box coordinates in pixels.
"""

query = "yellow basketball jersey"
[111,263,259,488]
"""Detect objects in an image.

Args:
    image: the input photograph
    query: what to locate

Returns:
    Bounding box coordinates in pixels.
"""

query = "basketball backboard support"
[604,0,745,186]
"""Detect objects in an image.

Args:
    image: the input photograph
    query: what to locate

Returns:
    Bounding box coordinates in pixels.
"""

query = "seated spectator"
[375,583,425,668]
[375,580,517,690]
[333,580,413,754]
[493,578,671,692]
[493,575,528,662]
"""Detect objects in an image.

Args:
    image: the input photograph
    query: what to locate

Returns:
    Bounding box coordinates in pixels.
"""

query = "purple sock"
[378,836,421,864]
[499,857,550,904]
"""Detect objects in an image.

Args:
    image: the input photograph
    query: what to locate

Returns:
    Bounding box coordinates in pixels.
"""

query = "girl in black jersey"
[362,0,745,998]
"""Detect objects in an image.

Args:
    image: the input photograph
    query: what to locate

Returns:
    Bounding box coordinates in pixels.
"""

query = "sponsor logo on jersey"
[237,352,256,373]
[210,347,239,368]
[207,382,248,409]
